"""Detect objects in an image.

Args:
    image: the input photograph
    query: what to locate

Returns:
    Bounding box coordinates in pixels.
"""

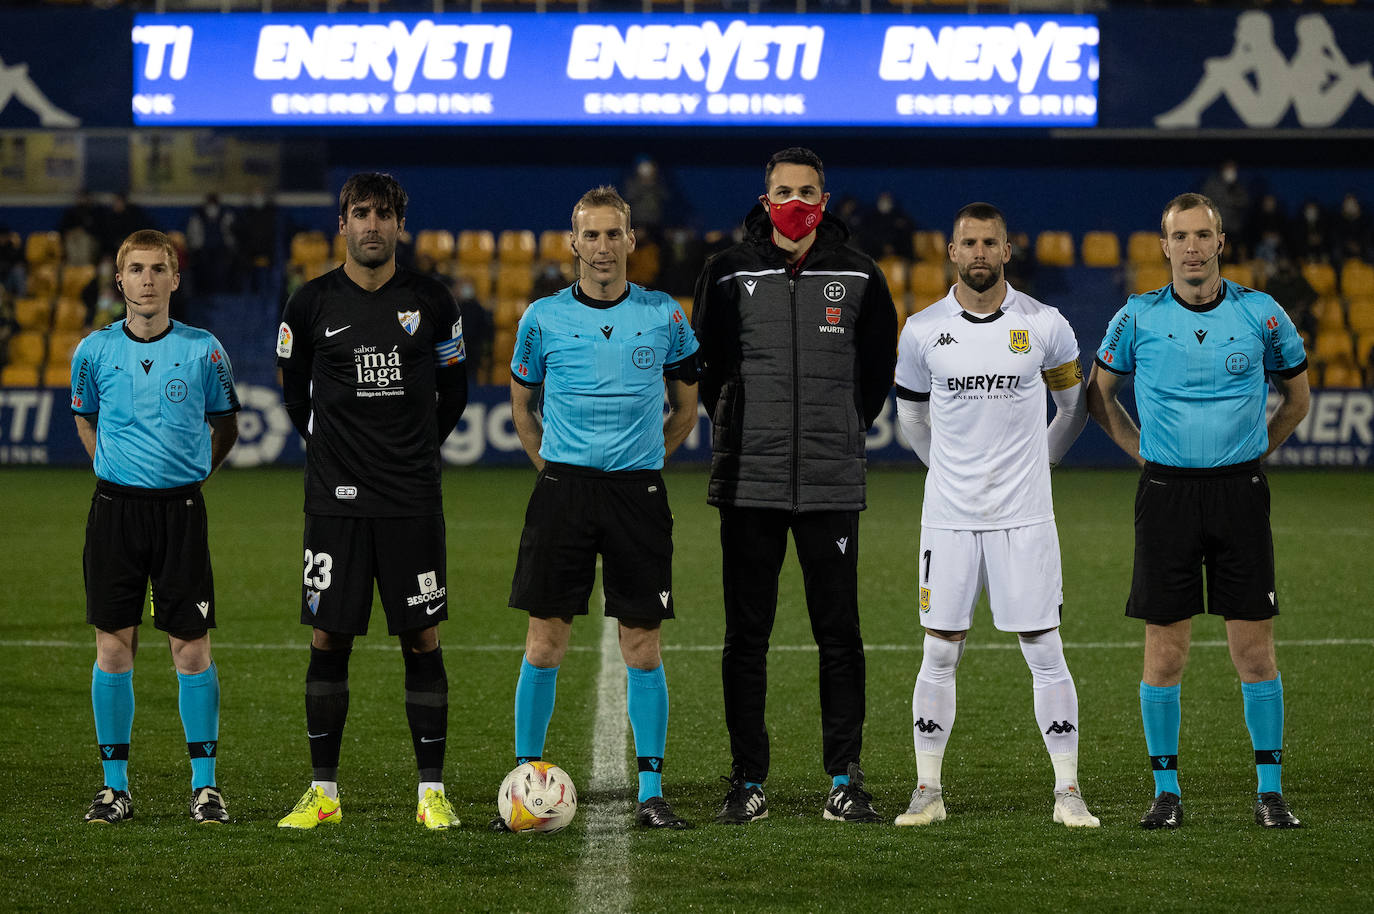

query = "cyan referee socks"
[1242,673,1285,794]
[178,663,220,790]
[515,656,559,764]
[92,664,134,792]
[1140,681,1181,796]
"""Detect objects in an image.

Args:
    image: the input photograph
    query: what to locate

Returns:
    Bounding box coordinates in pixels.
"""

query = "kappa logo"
[825,306,842,325]
[836,536,848,554]
[1045,720,1077,735]
[1009,329,1030,354]
[914,718,944,734]
[398,311,420,335]
[1194,329,1208,343]
[196,600,210,618]
[742,279,758,296]
[824,281,846,302]
[659,590,671,608]
[0,52,80,126]
[1156,11,1374,129]
[935,333,957,346]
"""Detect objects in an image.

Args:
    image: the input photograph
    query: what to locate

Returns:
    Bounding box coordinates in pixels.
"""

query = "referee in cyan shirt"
[1088,193,1310,830]
[71,230,240,825]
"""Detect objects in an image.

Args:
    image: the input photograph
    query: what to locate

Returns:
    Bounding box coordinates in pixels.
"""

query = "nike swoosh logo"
[420,736,446,744]
[425,601,445,616]
[324,325,351,338]
[307,732,329,739]
[317,808,338,821]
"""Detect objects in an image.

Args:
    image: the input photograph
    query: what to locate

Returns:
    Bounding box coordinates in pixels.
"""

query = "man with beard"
[274,173,469,831]
[891,202,1097,828]
[693,147,897,824]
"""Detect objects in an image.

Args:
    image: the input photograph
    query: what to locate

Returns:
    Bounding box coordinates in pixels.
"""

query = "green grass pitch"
[0,465,1370,913]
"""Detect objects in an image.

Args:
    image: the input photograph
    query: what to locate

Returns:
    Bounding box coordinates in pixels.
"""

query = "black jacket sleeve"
[280,364,313,441]
[690,257,736,417]
[854,265,899,429]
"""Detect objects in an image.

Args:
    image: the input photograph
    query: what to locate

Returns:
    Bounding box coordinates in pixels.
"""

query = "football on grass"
[498,761,578,833]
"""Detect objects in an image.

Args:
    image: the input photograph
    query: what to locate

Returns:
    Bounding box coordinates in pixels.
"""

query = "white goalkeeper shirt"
[895,284,1081,530]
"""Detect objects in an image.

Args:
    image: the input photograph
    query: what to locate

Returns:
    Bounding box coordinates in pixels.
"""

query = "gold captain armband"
[1042,360,1083,391]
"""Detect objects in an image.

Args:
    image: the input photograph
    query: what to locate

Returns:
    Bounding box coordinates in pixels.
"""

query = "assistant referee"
[71,229,240,825]
[1088,193,1310,830]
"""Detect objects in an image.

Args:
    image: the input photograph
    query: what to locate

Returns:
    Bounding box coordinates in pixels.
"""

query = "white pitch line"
[572,592,631,914]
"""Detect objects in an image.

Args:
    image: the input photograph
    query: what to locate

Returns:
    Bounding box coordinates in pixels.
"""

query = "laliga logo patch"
[824,281,846,302]
[919,587,931,614]
[277,322,293,357]
[1009,329,1031,353]
[398,310,421,335]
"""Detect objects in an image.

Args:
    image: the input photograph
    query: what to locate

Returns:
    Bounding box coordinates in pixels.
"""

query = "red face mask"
[762,195,824,242]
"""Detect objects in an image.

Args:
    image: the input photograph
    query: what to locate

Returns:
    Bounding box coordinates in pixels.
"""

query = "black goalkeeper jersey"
[277,265,462,517]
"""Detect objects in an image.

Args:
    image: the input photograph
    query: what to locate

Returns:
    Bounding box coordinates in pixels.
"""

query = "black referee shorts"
[509,462,674,621]
[300,514,448,636]
[1126,460,1278,624]
[83,480,215,635]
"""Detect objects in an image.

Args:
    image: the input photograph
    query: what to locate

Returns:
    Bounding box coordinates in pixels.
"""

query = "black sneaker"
[822,763,881,823]
[189,786,229,824]
[488,816,514,833]
[1139,791,1183,829]
[85,786,133,824]
[636,796,692,829]
[1255,792,1301,828]
[716,772,768,825]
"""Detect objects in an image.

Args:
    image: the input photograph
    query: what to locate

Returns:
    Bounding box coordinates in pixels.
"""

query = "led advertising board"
[131,13,1099,127]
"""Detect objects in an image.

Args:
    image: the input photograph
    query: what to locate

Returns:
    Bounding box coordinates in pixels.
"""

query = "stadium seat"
[42,360,72,388]
[1301,261,1338,296]
[1313,328,1355,365]
[911,230,946,264]
[1323,362,1363,387]
[60,264,96,299]
[455,262,492,301]
[496,264,534,300]
[1035,231,1074,267]
[674,296,694,321]
[7,330,46,368]
[14,296,52,331]
[1347,296,1374,335]
[289,231,330,268]
[416,229,456,267]
[628,243,660,286]
[1354,332,1374,371]
[1127,231,1163,265]
[498,230,537,266]
[25,231,61,267]
[1313,296,1347,332]
[877,256,909,297]
[331,233,347,264]
[1080,231,1121,268]
[494,298,525,333]
[25,262,58,299]
[457,230,495,265]
[1220,261,1258,290]
[46,330,83,366]
[1340,259,1374,299]
[303,260,334,282]
[1130,264,1172,295]
[909,261,949,312]
[491,328,517,382]
[538,229,572,266]
[51,297,87,332]
[0,364,40,387]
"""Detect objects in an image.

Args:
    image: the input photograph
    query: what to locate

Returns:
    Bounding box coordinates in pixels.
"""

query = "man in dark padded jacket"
[692,147,898,825]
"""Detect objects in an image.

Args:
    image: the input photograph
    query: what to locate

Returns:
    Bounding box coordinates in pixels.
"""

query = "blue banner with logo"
[128,12,1099,127]
[4,385,1370,469]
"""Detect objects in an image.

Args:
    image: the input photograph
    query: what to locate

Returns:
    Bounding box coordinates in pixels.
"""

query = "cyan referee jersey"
[512,282,698,472]
[1095,280,1307,468]
[71,321,240,488]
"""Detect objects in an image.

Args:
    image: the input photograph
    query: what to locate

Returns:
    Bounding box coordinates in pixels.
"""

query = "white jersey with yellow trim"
[895,283,1081,530]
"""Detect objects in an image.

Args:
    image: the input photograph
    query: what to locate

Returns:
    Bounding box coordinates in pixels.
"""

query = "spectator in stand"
[1265,253,1319,341]
[101,193,156,261]
[658,227,707,298]
[237,188,280,294]
[862,191,916,260]
[451,277,491,384]
[0,228,25,296]
[624,156,672,240]
[1200,160,1251,261]
[186,193,238,295]
[1005,230,1037,297]
[60,189,105,268]
[1331,192,1373,265]
[1290,199,1332,263]
[1249,194,1290,268]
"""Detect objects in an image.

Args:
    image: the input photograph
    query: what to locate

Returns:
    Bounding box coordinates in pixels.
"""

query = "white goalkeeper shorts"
[914,522,1064,633]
